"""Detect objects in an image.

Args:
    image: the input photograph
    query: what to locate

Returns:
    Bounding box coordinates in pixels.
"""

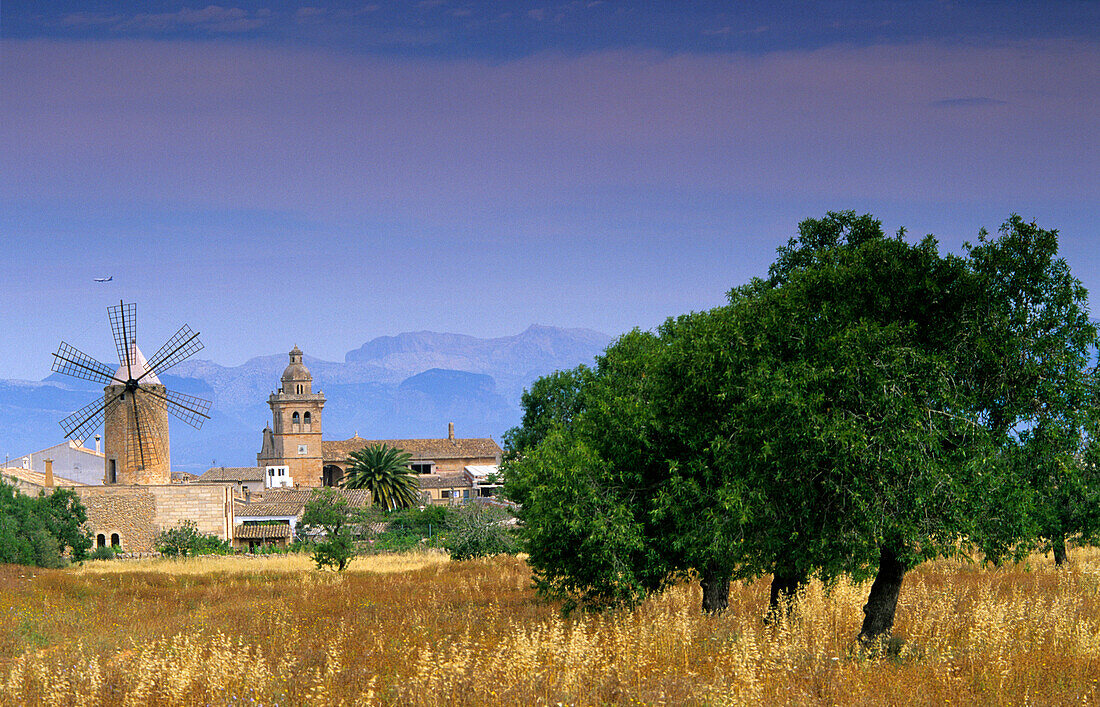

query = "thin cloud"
[60,6,273,34]
[931,96,1009,108]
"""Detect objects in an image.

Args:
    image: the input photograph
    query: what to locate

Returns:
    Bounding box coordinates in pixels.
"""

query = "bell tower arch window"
[303,411,312,431]
[292,411,301,432]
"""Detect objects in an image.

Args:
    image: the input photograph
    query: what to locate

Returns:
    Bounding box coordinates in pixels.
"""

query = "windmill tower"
[51,301,211,485]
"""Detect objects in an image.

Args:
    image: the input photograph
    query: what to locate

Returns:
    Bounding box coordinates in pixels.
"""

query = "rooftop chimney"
[44,459,54,488]
[448,422,455,440]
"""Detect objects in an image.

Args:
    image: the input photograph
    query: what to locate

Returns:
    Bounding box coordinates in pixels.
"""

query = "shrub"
[446,504,520,561]
[154,520,231,557]
[89,545,117,561]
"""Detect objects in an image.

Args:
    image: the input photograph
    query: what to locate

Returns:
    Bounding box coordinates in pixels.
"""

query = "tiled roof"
[198,466,265,483]
[0,467,85,488]
[416,472,472,490]
[234,488,373,518]
[322,435,502,462]
[235,523,293,540]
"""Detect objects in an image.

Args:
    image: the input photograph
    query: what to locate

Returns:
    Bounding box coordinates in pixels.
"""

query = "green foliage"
[505,211,1100,619]
[342,444,422,510]
[370,505,456,552]
[154,520,231,557]
[0,481,91,568]
[446,504,519,561]
[503,366,594,460]
[300,488,373,570]
[88,545,117,561]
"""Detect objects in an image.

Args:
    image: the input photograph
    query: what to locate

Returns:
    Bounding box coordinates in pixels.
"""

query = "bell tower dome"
[257,345,326,486]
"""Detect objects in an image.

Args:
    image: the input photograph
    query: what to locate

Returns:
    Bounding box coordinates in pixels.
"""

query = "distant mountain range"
[0,325,612,474]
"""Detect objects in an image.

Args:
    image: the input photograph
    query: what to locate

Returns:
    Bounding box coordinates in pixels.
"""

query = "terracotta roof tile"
[415,472,472,490]
[235,523,293,540]
[198,467,265,483]
[234,488,372,518]
[0,467,85,487]
[322,436,501,462]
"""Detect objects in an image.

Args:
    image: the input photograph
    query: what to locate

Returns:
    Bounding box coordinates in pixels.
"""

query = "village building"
[7,439,104,486]
[12,343,506,553]
[231,488,372,552]
[257,347,503,504]
[195,466,267,494]
[1,460,84,493]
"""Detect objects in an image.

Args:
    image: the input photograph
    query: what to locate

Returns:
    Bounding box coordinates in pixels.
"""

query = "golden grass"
[2,548,1100,705]
[72,551,450,576]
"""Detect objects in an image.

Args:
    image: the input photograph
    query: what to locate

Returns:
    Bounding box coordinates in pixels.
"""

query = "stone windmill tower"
[51,301,211,485]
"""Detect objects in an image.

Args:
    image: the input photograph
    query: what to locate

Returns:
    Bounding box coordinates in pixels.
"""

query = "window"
[110,533,120,548]
[292,412,300,425]
[108,460,116,484]
[303,411,312,431]
[410,463,433,475]
[441,490,451,499]
[97,534,106,547]
[296,384,303,394]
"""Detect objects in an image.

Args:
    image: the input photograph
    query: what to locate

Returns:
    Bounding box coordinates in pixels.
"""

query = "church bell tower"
[257,346,326,487]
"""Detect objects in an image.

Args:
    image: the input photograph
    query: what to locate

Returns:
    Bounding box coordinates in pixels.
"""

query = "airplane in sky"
[94,276,113,282]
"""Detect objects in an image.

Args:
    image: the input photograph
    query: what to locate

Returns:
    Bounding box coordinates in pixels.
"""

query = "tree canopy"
[504,212,1099,643]
[0,481,91,567]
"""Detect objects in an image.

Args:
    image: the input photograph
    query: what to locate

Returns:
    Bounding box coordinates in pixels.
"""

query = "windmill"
[51,301,212,485]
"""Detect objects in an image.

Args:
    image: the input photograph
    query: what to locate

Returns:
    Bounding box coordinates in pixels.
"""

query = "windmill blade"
[138,324,204,381]
[108,301,137,379]
[51,342,120,385]
[140,385,212,429]
[126,393,164,471]
[59,392,123,442]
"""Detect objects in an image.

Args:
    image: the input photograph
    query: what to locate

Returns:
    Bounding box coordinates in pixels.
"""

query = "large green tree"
[0,482,91,567]
[961,216,1100,565]
[342,443,422,510]
[505,212,1098,646]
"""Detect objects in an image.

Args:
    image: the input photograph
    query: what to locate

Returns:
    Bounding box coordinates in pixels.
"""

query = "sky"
[1,1,1098,380]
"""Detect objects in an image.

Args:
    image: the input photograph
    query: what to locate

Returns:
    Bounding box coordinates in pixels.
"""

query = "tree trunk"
[1053,535,1068,566]
[858,545,906,648]
[765,570,806,624]
[700,568,731,614]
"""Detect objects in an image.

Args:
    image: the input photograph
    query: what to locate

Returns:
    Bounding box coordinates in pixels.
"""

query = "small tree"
[300,488,370,571]
[342,444,422,510]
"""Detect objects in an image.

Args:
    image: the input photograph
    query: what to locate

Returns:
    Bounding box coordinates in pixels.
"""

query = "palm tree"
[342,444,422,510]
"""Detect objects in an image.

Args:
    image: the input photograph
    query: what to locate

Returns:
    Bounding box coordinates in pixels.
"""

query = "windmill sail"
[108,301,138,380]
[51,342,119,385]
[140,324,204,381]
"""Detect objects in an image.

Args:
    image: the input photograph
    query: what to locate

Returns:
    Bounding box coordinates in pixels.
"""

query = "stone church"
[253,346,503,501]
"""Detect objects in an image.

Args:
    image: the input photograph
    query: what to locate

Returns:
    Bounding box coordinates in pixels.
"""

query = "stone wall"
[73,484,234,553]
[75,486,157,552]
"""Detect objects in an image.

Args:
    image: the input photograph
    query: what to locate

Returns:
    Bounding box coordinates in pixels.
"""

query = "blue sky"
[1,1,1098,380]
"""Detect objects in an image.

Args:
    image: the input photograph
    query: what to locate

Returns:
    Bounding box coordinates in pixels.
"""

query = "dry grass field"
[2,549,1100,705]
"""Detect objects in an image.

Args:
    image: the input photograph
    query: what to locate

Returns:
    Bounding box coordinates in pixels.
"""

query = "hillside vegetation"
[2,551,1099,705]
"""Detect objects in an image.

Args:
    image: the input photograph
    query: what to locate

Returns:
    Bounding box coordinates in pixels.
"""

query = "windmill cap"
[114,342,161,384]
